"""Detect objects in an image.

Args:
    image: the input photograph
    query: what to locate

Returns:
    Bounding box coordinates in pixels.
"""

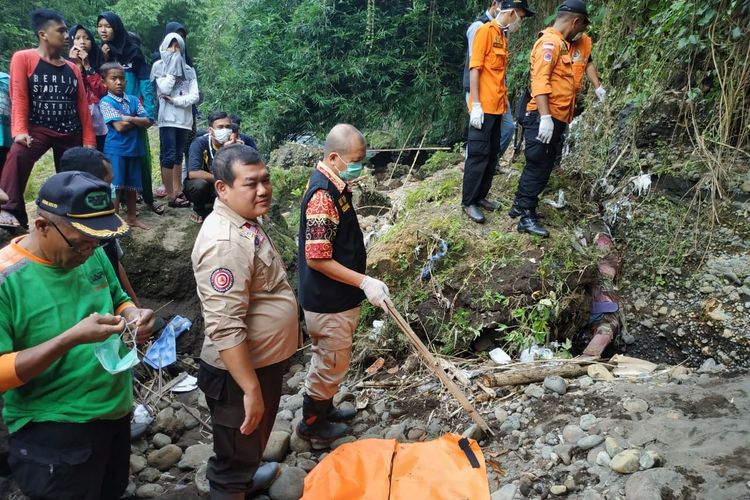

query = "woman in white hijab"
[151,33,199,208]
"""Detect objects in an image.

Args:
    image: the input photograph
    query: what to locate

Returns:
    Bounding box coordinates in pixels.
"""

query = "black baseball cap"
[36,171,130,240]
[500,0,536,18]
[558,0,589,22]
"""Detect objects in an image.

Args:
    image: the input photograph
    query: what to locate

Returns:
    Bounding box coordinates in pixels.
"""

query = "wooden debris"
[366,357,385,375]
[481,362,592,388]
[385,303,494,435]
[611,354,657,377]
[436,358,471,386]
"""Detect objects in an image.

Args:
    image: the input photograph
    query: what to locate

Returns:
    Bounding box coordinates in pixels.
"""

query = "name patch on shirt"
[493,35,503,48]
[240,224,266,248]
[210,268,234,293]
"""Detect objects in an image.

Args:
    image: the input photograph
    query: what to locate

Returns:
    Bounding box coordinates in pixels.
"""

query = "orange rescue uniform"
[526,27,576,124]
[468,21,508,115]
[571,33,593,93]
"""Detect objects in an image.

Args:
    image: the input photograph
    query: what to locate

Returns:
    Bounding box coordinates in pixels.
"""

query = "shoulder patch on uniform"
[210,268,234,293]
[543,52,553,62]
[543,42,555,50]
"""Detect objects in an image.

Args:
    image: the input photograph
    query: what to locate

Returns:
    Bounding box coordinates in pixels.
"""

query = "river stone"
[135,484,165,498]
[285,393,304,412]
[524,384,545,399]
[179,443,214,470]
[296,457,317,472]
[562,424,585,444]
[152,433,172,449]
[176,407,200,430]
[577,435,604,450]
[622,398,649,413]
[579,414,597,431]
[268,466,307,500]
[605,436,624,457]
[290,431,312,453]
[624,469,689,500]
[195,464,210,495]
[147,444,183,471]
[153,407,184,436]
[587,364,614,381]
[130,454,147,474]
[553,444,572,465]
[610,449,641,474]
[543,376,568,395]
[494,407,509,423]
[596,450,611,467]
[263,431,291,462]
[499,415,521,434]
[550,485,567,495]
[639,450,663,470]
[138,467,161,482]
[331,435,357,449]
[491,484,517,500]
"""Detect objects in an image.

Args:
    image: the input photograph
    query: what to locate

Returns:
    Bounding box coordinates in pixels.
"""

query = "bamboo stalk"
[385,302,494,436]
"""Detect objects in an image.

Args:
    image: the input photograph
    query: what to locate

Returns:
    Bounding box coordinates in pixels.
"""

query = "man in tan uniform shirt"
[192,145,298,500]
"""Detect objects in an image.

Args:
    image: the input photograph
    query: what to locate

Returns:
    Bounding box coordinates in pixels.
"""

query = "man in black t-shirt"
[184,111,257,224]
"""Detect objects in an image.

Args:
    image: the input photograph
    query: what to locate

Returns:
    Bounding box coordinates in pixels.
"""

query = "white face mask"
[213,128,232,145]
[497,9,522,34]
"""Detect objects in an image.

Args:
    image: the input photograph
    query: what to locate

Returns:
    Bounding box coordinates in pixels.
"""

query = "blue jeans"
[499,105,514,158]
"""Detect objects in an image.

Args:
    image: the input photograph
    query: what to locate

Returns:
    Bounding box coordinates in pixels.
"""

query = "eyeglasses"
[48,219,102,253]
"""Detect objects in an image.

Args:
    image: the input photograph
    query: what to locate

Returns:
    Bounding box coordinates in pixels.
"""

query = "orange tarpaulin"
[302,434,490,500]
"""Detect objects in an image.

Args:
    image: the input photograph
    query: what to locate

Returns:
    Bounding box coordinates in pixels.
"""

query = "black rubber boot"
[462,204,485,223]
[295,394,349,447]
[477,198,499,211]
[517,210,550,238]
[509,205,544,219]
[327,404,357,423]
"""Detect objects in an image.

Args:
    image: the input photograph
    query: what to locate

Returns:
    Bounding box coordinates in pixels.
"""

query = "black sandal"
[168,197,191,208]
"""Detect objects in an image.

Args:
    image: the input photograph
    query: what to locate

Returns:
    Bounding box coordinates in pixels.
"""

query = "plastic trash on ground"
[520,345,554,363]
[144,315,192,369]
[172,374,198,393]
[133,404,153,425]
[420,240,449,280]
[368,319,385,341]
[489,347,512,365]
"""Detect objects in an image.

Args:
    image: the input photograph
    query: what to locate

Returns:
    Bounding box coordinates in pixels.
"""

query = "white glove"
[537,114,554,144]
[470,103,484,130]
[360,276,391,310]
[595,86,607,102]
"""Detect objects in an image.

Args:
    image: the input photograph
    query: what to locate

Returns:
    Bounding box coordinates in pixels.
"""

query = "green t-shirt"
[0,239,134,433]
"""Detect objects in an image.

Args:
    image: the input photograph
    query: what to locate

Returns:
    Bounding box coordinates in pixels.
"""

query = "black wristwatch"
[85,67,96,76]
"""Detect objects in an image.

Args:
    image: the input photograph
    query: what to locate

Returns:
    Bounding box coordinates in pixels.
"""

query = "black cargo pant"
[184,178,217,218]
[462,113,504,207]
[8,416,130,500]
[513,111,568,210]
[197,359,287,498]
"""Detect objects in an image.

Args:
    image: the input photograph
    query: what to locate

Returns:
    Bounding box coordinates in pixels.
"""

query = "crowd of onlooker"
[0,8,257,232]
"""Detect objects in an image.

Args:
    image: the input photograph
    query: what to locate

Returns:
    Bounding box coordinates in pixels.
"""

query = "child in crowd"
[98,62,151,230]
[59,146,140,305]
[67,24,108,150]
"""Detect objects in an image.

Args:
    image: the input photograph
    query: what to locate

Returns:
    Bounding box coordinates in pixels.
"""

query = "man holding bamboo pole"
[296,123,392,448]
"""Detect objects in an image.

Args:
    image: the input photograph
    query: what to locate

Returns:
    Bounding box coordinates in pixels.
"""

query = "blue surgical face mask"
[337,154,364,181]
[95,334,140,375]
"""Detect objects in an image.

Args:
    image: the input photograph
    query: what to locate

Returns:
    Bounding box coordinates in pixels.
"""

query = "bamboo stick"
[385,302,494,436]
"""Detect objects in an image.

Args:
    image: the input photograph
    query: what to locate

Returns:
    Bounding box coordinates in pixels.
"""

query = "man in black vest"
[296,124,391,447]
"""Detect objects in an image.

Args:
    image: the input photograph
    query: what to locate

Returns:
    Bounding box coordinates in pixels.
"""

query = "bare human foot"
[128,218,150,230]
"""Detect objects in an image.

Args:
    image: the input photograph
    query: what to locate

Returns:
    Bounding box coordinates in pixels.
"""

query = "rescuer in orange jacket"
[508,0,590,237]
